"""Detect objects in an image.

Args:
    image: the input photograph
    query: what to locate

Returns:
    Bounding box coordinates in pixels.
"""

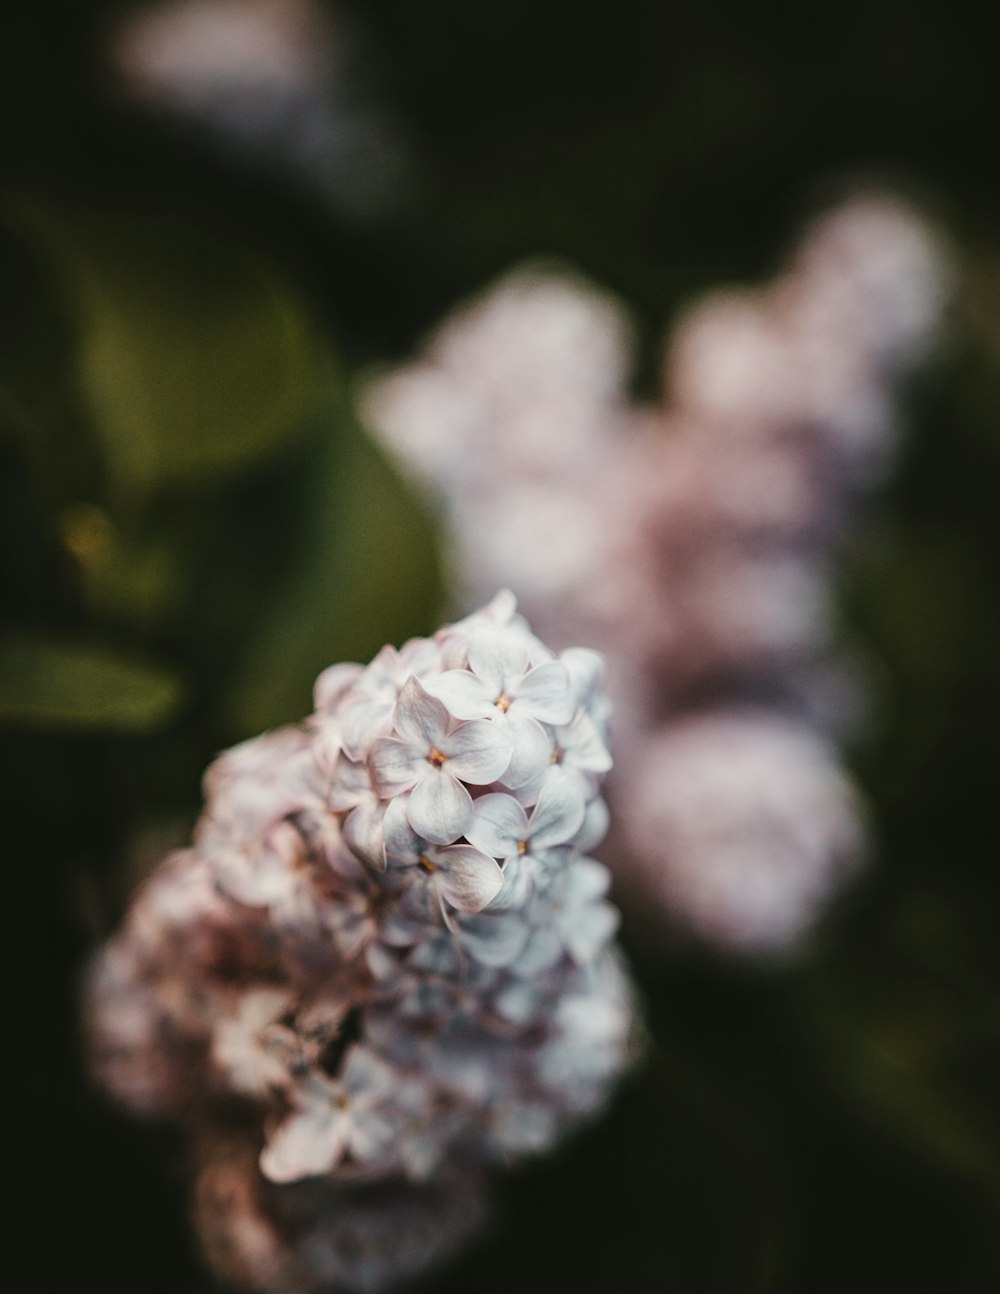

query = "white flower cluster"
[86,593,635,1293]
[364,194,951,954]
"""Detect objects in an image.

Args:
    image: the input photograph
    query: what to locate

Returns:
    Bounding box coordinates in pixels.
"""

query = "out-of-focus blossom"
[85,594,636,1293]
[109,0,406,216]
[615,712,866,952]
[364,193,951,953]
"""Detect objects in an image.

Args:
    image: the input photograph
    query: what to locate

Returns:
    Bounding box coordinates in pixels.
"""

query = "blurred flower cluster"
[109,0,406,217]
[86,594,635,1293]
[364,194,951,953]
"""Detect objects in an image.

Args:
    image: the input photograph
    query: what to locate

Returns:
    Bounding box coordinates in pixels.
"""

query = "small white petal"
[313,661,363,711]
[260,1096,343,1182]
[342,798,387,872]
[327,756,375,811]
[530,774,587,849]
[434,845,505,912]
[382,793,421,862]
[426,669,494,720]
[392,676,449,748]
[574,794,611,852]
[340,696,395,761]
[556,710,613,774]
[369,737,425,797]
[559,646,605,706]
[468,632,528,694]
[443,718,515,784]
[514,660,576,725]
[485,852,533,911]
[502,712,554,787]
[408,768,472,844]
[466,792,528,858]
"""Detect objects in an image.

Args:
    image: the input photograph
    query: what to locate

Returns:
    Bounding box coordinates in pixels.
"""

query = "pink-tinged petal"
[368,737,425,797]
[340,696,395,761]
[392,676,449,748]
[398,635,444,675]
[530,773,587,849]
[466,792,528,857]
[444,718,514,784]
[313,661,363,712]
[259,1096,344,1182]
[434,845,504,913]
[468,631,529,694]
[482,588,519,625]
[502,712,553,788]
[342,798,387,872]
[327,755,374,811]
[458,912,530,968]
[514,660,575,724]
[382,794,421,862]
[562,901,619,964]
[364,643,402,685]
[407,768,472,844]
[425,669,494,720]
[311,719,342,779]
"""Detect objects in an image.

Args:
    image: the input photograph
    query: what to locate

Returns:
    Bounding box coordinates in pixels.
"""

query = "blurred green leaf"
[58,501,187,635]
[218,404,443,738]
[4,195,324,510]
[0,633,183,732]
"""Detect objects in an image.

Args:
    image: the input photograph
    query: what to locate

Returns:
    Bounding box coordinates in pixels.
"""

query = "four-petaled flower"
[465,775,587,908]
[429,632,576,786]
[260,1047,400,1183]
[382,795,504,919]
[369,677,514,845]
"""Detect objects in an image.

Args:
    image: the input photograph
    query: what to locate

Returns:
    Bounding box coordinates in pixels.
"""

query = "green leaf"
[4,195,324,510]
[218,402,443,738]
[0,633,183,732]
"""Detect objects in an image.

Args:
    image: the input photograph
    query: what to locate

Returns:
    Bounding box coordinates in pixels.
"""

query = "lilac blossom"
[369,676,514,843]
[85,595,636,1294]
[109,0,407,220]
[260,1048,401,1183]
[364,193,950,954]
[429,632,575,786]
[381,794,504,917]
[466,776,587,908]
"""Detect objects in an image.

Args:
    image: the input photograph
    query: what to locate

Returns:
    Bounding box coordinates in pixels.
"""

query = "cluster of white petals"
[86,594,635,1293]
[364,193,950,953]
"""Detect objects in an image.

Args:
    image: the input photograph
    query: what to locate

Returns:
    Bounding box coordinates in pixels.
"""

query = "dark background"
[4,2,1000,1290]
